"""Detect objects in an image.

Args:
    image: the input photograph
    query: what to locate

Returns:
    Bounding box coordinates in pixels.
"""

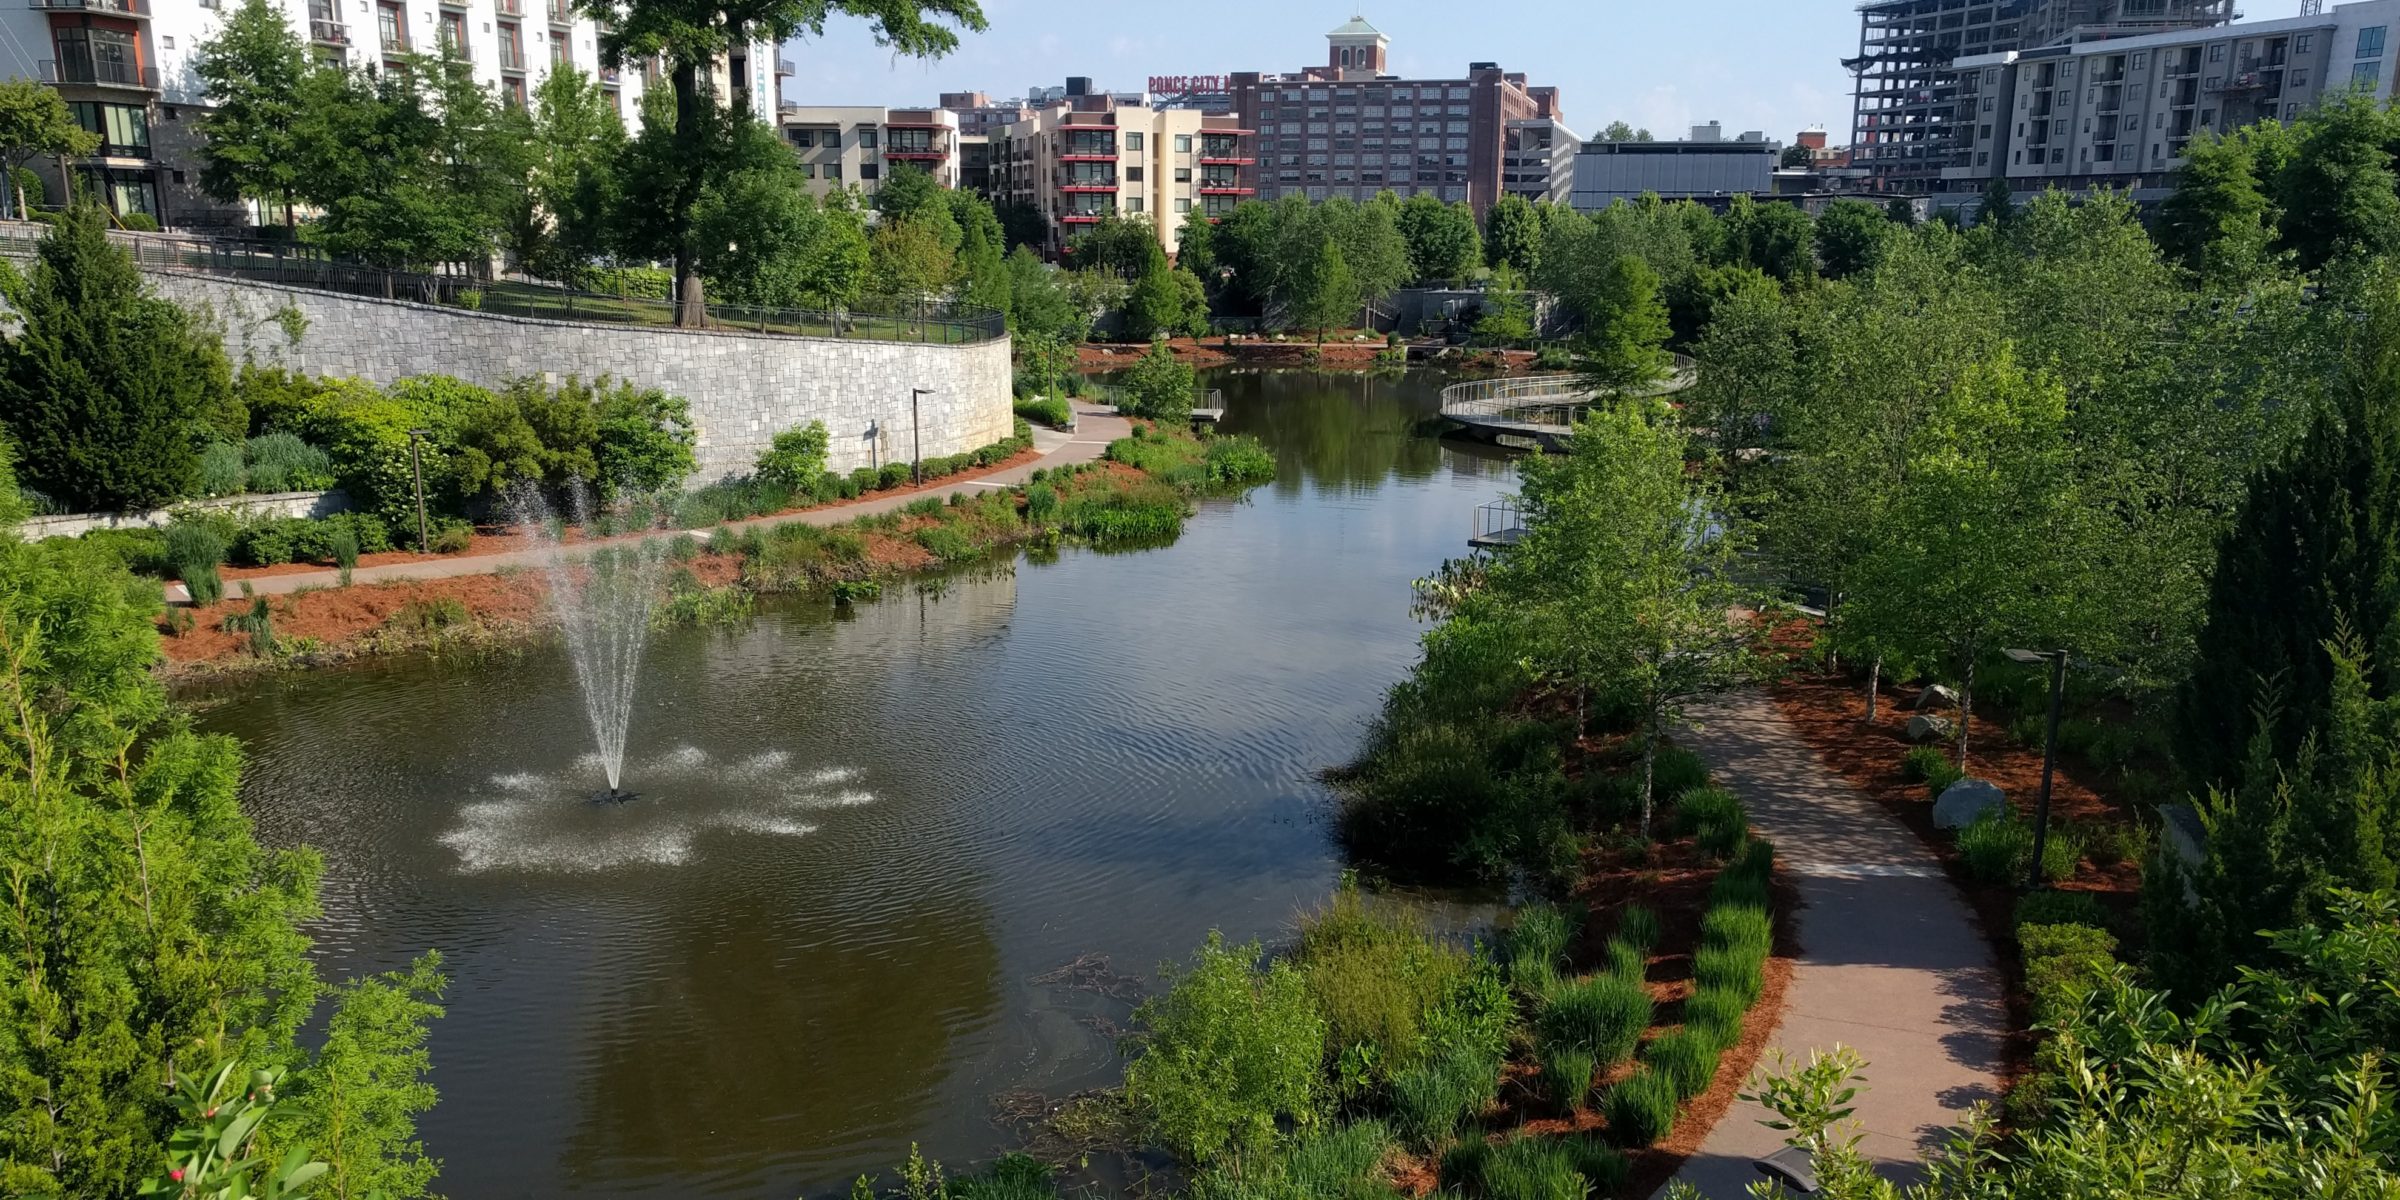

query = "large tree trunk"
[1956,654,1976,767]
[1639,714,1658,843]
[282,188,296,237]
[671,59,708,328]
[1864,652,1883,723]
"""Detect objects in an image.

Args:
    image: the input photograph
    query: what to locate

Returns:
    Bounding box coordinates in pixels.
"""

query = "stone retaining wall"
[24,489,350,540]
[137,272,1014,483]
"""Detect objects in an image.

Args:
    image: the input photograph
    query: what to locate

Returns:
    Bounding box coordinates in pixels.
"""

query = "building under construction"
[1847,0,2236,192]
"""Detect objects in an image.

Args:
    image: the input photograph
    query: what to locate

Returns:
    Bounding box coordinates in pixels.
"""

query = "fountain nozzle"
[590,788,640,806]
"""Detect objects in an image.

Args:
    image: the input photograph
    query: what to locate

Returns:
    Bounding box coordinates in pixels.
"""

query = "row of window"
[1271,105,1470,120]
[1261,121,1473,137]
[1265,85,1473,102]
[1274,169,1467,184]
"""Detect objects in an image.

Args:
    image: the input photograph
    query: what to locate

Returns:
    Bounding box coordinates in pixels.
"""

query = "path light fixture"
[407,428,434,553]
[1754,1146,1820,1193]
[910,388,931,485]
[2003,647,2069,891]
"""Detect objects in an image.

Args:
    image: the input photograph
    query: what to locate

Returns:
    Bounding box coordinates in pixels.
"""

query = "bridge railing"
[1438,355,1700,429]
[0,221,1009,345]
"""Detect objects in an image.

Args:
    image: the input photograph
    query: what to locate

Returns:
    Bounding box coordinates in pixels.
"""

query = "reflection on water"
[201,370,1513,1198]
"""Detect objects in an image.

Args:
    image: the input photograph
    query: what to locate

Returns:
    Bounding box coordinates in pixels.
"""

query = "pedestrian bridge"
[1438,355,1698,450]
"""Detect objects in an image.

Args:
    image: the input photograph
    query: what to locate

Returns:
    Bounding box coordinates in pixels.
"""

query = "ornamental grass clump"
[1682,984,1750,1052]
[1391,1045,1501,1147]
[1477,1135,1589,1200]
[1507,902,1578,994]
[1602,1066,1679,1146]
[1537,971,1652,1069]
[166,521,226,606]
[1538,1043,1596,1114]
[1642,1027,1721,1100]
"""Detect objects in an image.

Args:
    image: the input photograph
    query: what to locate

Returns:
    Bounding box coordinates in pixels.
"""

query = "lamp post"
[910,387,931,485]
[406,428,433,553]
[2004,647,2068,890]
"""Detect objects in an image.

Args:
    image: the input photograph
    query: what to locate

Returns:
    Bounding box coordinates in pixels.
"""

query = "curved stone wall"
[145,272,1015,482]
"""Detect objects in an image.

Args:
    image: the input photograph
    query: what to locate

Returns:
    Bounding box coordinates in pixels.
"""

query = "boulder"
[1905,713,1954,743]
[1934,779,2006,830]
[1913,684,1960,711]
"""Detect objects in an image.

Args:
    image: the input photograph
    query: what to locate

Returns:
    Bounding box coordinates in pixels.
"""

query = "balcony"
[439,0,465,9]
[885,148,947,161]
[39,59,158,90]
[548,0,571,24]
[28,0,145,13]
[498,45,525,72]
[1198,155,1255,166]
[309,17,347,42]
[1197,185,1254,196]
[777,57,794,77]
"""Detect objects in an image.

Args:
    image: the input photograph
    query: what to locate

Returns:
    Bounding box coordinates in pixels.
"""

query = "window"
[1173,134,1190,153]
[2055,118,2067,133]
[1980,123,1991,140]
[2296,70,2311,88]
[504,77,525,107]
[1985,68,1998,83]
[2299,34,2315,53]
[378,2,405,48]
[497,20,521,69]
[2051,147,2065,163]
[2209,43,2226,63]
[823,130,839,148]
[439,11,468,55]
[1128,196,1143,212]
[788,128,812,147]
[1174,167,1190,182]
[826,163,841,180]
[1126,131,1144,151]
[1982,96,1994,111]
[69,101,147,154]
[2355,59,2382,87]
[859,162,878,180]
[2132,51,2147,69]
[1978,151,1990,165]
[2362,26,2388,58]
[796,163,813,178]
[1175,197,1190,213]
[51,27,138,85]
[2061,61,2075,78]
[1126,166,1143,181]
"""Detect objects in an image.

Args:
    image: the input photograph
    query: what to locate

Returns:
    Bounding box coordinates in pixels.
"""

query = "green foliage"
[143,1059,328,1200]
[1202,437,1276,486]
[1537,972,1652,1069]
[1506,902,1578,995]
[281,954,446,1200]
[1124,932,1327,1165]
[0,80,96,219]
[1538,1043,1596,1114]
[1485,193,1542,274]
[200,442,251,497]
[1396,194,1481,285]
[1120,340,1198,422]
[1813,198,1893,279]
[756,420,832,491]
[1014,396,1073,428]
[0,208,232,511]
[1475,265,1536,347]
[1956,807,2034,884]
[243,432,336,494]
[1477,1135,1591,1200]
[1614,904,1660,954]
[2019,921,2118,1027]
[167,520,229,605]
[1642,1028,1721,1101]
[192,0,312,227]
[1389,1045,1501,1148]
[1292,886,1471,1087]
[2015,888,2106,931]
[1681,985,1749,1053]
[1602,1067,1679,1146]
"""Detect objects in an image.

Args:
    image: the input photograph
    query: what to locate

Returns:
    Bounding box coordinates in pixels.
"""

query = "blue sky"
[778,1,1862,143]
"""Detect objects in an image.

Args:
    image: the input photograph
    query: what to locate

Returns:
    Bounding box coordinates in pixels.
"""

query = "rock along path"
[1659,690,2007,1197]
[193,403,1135,600]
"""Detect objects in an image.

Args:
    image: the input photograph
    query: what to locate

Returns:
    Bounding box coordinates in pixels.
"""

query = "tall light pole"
[2004,647,2069,890]
[407,428,433,553]
[910,388,931,485]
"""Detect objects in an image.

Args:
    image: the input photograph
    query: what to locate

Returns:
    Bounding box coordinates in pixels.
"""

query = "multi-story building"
[1224,16,1564,215]
[1847,0,2233,194]
[1502,116,1579,204]
[0,0,781,227]
[989,91,1253,258]
[1569,122,1780,210]
[1943,0,2400,202]
[780,105,964,196]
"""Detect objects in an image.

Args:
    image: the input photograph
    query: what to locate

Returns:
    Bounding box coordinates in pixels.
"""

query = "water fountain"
[510,481,671,801]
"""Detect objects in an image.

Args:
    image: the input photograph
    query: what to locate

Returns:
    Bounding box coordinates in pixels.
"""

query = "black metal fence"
[0,222,1009,346]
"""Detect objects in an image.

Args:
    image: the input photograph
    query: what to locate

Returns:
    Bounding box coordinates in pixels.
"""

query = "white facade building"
[1,0,782,227]
[1942,0,2400,204]
[779,104,960,198]
[1502,116,1579,204]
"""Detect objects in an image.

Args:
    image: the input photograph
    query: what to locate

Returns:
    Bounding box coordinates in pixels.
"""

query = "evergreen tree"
[1975,178,2016,229]
[192,0,313,231]
[2176,275,2400,790]
[1123,242,1182,342]
[1174,204,1216,277]
[1574,255,1672,393]
[0,208,229,511]
[1485,193,1542,274]
[2276,91,2400,271]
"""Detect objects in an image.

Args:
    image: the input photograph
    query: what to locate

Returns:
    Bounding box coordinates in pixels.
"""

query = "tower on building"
[1327,15,1388,78]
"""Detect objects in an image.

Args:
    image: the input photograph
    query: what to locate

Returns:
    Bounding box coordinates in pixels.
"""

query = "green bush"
[1124,933,1327,1166]
[1605,937,1646,982]
[2020,922,2119,1026]
[879,461,913,490]
[1642,1028,1721,1100]
[1697,812,1751,859]
[1202,437,1276,486]
[165,521,225,605]
[1682,984,1749,1052]
[949,1153,1059,1200]
[1241,1120,1396,1200]
[1672,786,1743,837]
[428,520,473,555]
[1602,1067,1679,1146]
[848,466,881,495]
[1958,808,2035,884]
[242,432,335,493]
[1537,972,1652,1069]
[1390,1045,1500,1147]
[1024,482,1060,525]
[1614,904,1661,953]
[2017,889,2106,931]
[1702,904,1773,961]
[756,420,831,491]
[1900,746,1951,784]
[1507,902,1578,993]
[1339,715,1572,885]
[1015,396,1074,428]
[2041,828,2087,882]
[76,527,168,576]
[914,523,981,566]
[1693,945,1765,1007]
[1478,1135,1589,1200]
[392,595,468,632]
[1294,887,1471,1086]
[117,212,159,232]
[1651,745,1710,799]
[1538,1043,1596,1113]
[197,443,247,497]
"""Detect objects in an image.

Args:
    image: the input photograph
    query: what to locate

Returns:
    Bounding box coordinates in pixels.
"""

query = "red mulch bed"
[1764,669,2149,1100]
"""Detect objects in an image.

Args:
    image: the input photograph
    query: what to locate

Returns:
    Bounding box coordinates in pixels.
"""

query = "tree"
[1292,234,1356,341]
[0,533,444,1198]
[1974,178,2016,229]
[868,215,955,299]
[1395,193,1480,284]
[2160,125,2276,287]
[1884,197,1917,226]
[0,209,232,512]
[583,0,985,325]
[1497,403,1763,838]
[0,81,93,222]
[504,63,625,280]
[193,0,312,232]
[1120,338,1197,422]
[1174,204,1216,276]
[1719,194,1814,281]
[872,160,942,224]
[2176,280,2400,791]
[592,378,696,489]
[1473,264,1534,346]
[1068,214,1156,279]
[1684,280,1792,472]
[2275,91,2400,271]
[994,198,1048,252]
[298,56,504,271]
[955,203,1011,319]
[1600,120,1651,143]
[1325,194,1410,307]
[1123,934,1325,1167]
[1812,198,1892,279]
[1574,255,1671,393]
[1123,244,1184,342]
[1779,143,1813,170]
[1485,193,1542,274]
[691,118,829,307]
[285,955,447,1200]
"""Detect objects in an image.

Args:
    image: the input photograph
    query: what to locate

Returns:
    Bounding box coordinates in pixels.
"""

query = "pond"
[201,368,1516,1199]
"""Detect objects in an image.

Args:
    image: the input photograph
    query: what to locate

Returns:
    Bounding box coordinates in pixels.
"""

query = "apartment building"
[1945,0,2400,201]
[1,0,783,227]
[1848,0,2233,194]
[1224,16,1563,215]
[780,105,963,196]
[988,91,1254,258]
[1502,116,1579,204]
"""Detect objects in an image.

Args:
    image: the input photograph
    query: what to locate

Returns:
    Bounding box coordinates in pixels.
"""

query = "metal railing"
[1439,357,1698,429]
[0,222,1010,346]
[29,0,143,11]
[38,59,158,89]
[309,17,347,43]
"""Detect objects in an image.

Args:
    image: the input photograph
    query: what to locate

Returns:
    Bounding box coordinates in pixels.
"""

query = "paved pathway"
[196,404,1134,599]
[1659,690,2006,1198]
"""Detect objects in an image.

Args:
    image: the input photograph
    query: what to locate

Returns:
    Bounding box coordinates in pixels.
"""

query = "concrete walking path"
[194,403,1134,600]
[1660,690,2007,1197]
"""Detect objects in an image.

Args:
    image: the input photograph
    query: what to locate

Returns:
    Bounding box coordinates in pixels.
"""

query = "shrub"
[1024,482,1060,525]
[1958,808,2034,884]
[1538,1041,1596,1116]
[1702,904,1773,961]
[1673,786,1743,838]
[242,432,335,493]
[1479,1136,1589,1200]
[1682,984,1749,1052]
[165,521,226,605]
[1202,437,1276,486]
[326,525,359,578]
[1642,1028,1721,1100]
[428,521,473,555]
[1537,972,1651,1068]
[879,461,913,490]
[914,524,981,566]
[1651,745,1710,799]
[1605,937,1646,983]
[1015,396,1073,428]
[1697,813,1750,859]
[665,533,700,563]
[848,466,881,496]
[2041,828,2086,882]
[1124,933,1327,1166]
[1615,904,1661,953]
[2020,922,2118,1026]
[1602,1067,1679,1146]
[2084,818,2153,866]
[1899,746,1950,784]
[1694,945,1765,1007]
[77,527,168,576]
[1506,902,1578,993]
[1390,1045,1500,1147]
[197,443,247,497]
[392,595,468,631]
[949,1153,1059,1200]
[2017,889,2106,931]
[756,420,831,491]
[117,212,159,232]
[1294,887,1471,1085]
